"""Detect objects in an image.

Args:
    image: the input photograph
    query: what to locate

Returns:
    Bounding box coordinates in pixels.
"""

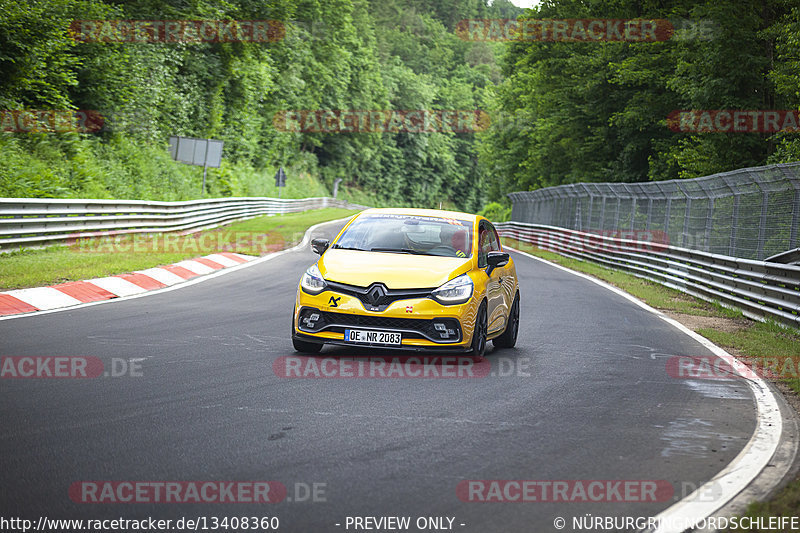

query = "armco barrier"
[496,221,800,329]
[0,197,367,250]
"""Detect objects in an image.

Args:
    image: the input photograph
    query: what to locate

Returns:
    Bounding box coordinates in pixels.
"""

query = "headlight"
[300,264,327,295]
[431,274,473,305]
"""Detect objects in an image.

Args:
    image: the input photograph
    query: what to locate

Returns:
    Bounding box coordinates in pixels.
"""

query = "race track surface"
[0,220,758,532]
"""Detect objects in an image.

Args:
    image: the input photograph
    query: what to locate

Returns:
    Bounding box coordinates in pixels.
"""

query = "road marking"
[4,287,83,310]
[89,276,151,297]
[174,259,217,275]
[135,267,187,286]
[507,245,785,533]
[0,294,40,314]
[51,281,117,303]
[205,253,242,267]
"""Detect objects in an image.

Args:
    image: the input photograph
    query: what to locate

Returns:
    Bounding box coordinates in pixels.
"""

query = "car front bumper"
[293,285,479,351]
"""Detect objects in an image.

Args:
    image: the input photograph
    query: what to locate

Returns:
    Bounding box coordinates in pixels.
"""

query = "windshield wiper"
[332,245,366,251]
[370,247,427,255]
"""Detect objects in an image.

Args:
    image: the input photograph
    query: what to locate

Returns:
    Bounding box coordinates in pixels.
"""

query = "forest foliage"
[0,0,518,210]
[478,0,800,200]
[2,0,800,210]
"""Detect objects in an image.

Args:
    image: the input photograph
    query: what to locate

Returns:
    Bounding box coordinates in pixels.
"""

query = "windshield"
[333,214,473,258]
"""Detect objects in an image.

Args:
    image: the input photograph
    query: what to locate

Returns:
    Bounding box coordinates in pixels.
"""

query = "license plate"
[344,329,402,345]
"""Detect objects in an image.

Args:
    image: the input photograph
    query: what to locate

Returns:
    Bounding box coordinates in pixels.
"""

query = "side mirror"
[311,238,330,255]
[486,251,509,275]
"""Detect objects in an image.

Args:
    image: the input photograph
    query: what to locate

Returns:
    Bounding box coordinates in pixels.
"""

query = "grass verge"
[0,208,359,290]
[503,237,800,527]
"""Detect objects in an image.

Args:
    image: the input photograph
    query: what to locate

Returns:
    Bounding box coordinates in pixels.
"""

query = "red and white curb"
[0,252,256,317]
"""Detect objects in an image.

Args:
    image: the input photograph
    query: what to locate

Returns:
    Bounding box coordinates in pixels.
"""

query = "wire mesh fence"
[508,162,800,260]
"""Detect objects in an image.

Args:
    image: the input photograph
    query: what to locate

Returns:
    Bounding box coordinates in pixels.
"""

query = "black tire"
[493,292,520,349]
[291,320,323,353]
[469,302,487,358]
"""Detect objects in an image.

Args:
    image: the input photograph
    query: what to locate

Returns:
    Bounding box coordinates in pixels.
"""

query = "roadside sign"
[169,136,224,194]
[275,167,287,187]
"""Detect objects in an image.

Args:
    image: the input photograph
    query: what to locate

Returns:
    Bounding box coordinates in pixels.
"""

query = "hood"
[318,249,472,289]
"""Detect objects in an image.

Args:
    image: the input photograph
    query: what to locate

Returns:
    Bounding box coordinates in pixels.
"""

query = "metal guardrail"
[496,221,800,329]
[0,197,367,250]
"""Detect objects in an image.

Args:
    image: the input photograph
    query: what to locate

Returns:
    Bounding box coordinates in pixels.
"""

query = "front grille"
[298,308,462,343]
[326,280,433,311]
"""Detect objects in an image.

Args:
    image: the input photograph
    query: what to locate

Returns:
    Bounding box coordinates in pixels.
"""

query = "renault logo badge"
[366,284,387,305]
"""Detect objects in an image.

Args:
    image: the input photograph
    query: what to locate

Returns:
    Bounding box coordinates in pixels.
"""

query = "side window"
[486,223,501,253]
[477,223,492,268]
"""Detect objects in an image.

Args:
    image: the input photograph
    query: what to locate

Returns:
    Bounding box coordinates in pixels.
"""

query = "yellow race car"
[292,208,520,356]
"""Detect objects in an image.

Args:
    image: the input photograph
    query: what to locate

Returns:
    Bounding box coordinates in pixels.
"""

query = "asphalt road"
[0,219,758,532]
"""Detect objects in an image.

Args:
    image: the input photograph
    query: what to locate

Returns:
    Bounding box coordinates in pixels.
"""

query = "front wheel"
[469,302,487,358]
[493,292,520,349]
